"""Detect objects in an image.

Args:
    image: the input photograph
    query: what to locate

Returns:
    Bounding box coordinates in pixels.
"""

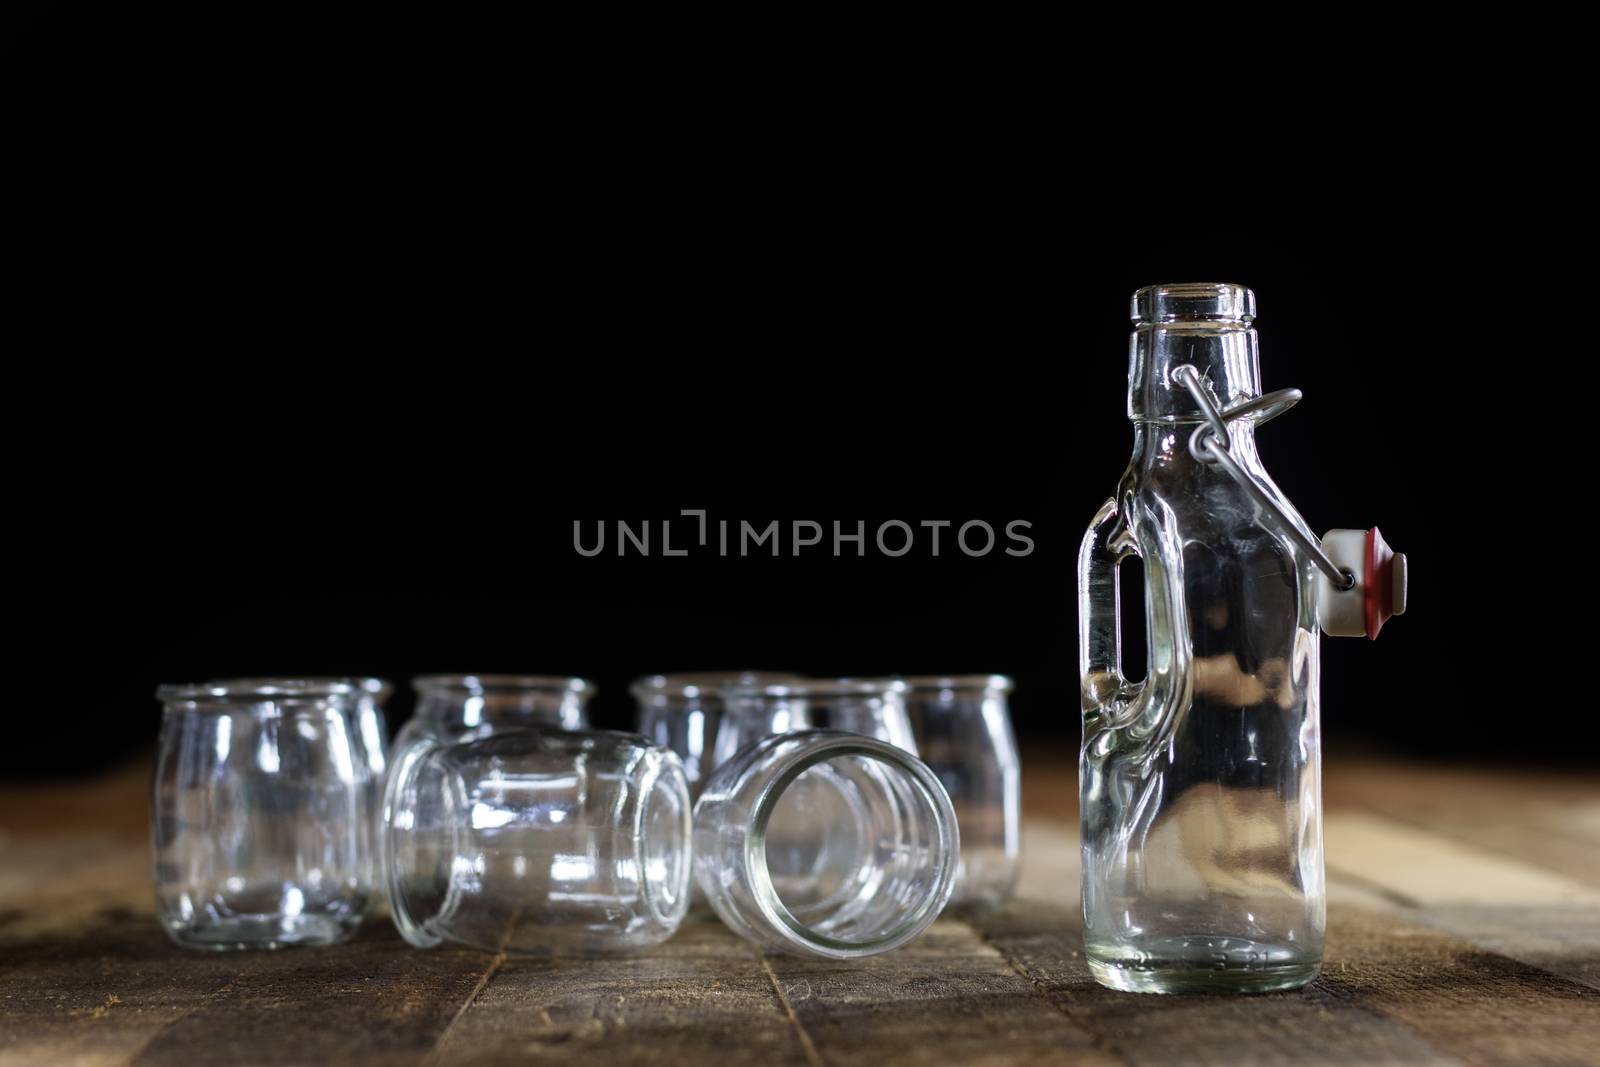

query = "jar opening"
[157,679,360,703]
[637,760,691,926]
[724,678,907,700]
[749,736,956,958]
[412,674,593,696]
[900,674,1014,695]
[629,671,801,701]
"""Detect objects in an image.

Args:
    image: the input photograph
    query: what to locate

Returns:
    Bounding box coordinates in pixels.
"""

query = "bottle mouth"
[1132,283,1255,325]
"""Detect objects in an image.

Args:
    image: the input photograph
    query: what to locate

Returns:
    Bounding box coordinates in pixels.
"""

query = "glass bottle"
[384,729,690,956]
[153,680,374,949]
[693,730,957,958]
[1078,283,1324,993]
[395,674,592,758]
[902,675,1020,911]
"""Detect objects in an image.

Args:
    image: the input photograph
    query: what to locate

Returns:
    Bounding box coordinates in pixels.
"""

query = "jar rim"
[156,678,361,702]
[411,674,594,696]
[899,674,1014,694]
[745,731,957,959]
[208,676,391,697]
[629,671,803,700]
[723,678,908,699]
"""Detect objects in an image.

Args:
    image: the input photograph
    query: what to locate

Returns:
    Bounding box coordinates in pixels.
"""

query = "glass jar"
[395,675,593,757]
[384,729,690,956]
[208,677,393,907]
[351,676,393,784]
[902,675,1020,911]
[693,730,957,959]
[153,680,374,949]
[715,678,917,766]
[631,671,803,798]
[1078,283,1324,993]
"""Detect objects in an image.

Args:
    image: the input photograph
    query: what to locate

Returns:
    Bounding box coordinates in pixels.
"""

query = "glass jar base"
[163,913,360,951]
[1087,939,1320,994]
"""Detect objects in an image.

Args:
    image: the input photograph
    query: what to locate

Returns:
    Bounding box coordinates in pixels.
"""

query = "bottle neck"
[1129,419,1264,472]
[1128,321,1261,423]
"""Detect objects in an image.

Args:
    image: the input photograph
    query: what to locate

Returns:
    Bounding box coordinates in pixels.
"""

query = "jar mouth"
[746,732,957,960]
[157,679,360,702]
[635,755,691,927]
[900,674,1013,694]
[629,671,802,701]
[724,678,908,700]
[205,676,391,699]
[412,674,594,697]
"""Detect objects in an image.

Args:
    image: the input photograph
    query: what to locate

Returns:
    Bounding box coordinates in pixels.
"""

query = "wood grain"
[2,759,1597,1067]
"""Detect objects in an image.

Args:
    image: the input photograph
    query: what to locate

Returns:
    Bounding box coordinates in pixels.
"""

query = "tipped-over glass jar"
[384,729,691,956]
[395,675,593,757]
[902,675,1021,910]
[694,730,957,958]
[153,680,375,949]
[631,671,803,798]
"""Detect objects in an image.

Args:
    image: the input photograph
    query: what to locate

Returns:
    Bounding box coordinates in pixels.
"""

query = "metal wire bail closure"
[1171,365,1356,592]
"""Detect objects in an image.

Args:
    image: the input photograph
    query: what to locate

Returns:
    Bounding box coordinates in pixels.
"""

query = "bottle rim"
[1132,282,1255,325]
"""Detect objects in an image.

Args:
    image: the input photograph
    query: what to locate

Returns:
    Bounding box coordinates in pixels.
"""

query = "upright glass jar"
[631,671,802,798]
[395,675,593,757]
[902,676,1020,910]
[209,677,393,907]
[715,678,916,765]
[351,676,393,786]
[153,680,374,949]
[693,731,957,958]
[1078,283,1324,993]
[384,729,690,955]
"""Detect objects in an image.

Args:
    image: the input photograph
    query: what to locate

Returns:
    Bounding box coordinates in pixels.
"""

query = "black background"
[11,18,1571,776]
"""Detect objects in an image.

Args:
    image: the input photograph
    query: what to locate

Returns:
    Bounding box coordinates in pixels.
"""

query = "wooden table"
[3,755,1597,1066]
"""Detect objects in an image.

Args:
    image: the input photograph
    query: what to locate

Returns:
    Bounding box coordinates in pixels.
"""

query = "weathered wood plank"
[1323,761,1600,887]
[3,760,1597,1067]
[0,835,150,943]
[1318,906,1600,1067]
[759,916,1120,1067]
[126,923,500,1067]
[424,914,811,1067]
[1402,905,1600,992]
[0,909,239,1067]
[969,900,1463,1067]
[1324,812,1600,908]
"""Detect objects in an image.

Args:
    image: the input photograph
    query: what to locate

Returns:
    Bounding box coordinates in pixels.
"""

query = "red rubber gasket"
[1364,527,1394,640]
